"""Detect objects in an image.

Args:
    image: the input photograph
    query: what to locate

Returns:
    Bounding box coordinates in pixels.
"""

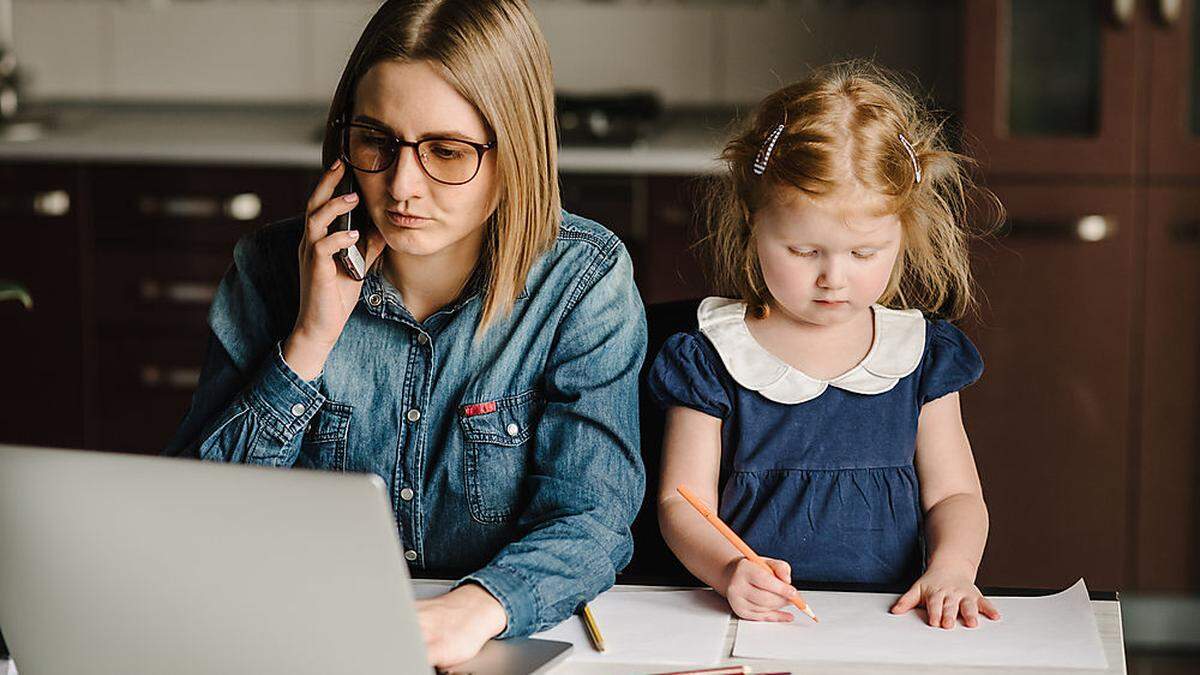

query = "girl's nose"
[818,259,848,289]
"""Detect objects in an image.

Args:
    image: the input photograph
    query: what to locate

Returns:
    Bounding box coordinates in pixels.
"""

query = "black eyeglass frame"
[337,120,496,186]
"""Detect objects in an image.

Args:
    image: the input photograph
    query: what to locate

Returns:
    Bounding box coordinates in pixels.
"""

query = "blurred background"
[0,0,1197,670]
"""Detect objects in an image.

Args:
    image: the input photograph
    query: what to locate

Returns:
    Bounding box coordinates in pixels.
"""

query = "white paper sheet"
[732,578,1108,670]
[534,589,731,665]
[410,581,732,666]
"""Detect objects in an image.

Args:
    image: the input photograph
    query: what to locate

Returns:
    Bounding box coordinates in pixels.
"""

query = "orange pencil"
[676,484,818,622]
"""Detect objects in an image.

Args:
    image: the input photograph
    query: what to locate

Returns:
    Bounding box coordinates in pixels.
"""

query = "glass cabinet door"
[963,0,1141,177]
[1147,0,1200,177]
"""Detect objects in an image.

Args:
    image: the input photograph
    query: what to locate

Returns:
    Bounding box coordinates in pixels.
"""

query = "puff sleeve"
[917,320,984,406]
[646,331,732,419]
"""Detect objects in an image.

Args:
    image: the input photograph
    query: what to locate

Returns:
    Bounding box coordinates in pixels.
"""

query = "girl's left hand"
[416,583,508,668]
[890,567,1001,629]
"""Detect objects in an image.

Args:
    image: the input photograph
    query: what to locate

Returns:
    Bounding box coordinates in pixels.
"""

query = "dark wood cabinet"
[1,164,709,455]
[561,173,709,304]
[1146,0,1200,178]
[1134,186,1200,591]
[962,0,1143,178]
[965,0,1200,181]
[645,176,710,304]
[963,182,1138,591]
[89,164,309,246]
[0,162,315,454]
[0,164,89,449]
[963,0,1200,592]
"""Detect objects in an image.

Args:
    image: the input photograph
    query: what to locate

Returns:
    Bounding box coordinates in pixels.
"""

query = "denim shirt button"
[505,423,520,437]
[400,487,415,501]
[416,333,429,345]
[290,403,305,417]
[404,549,418,562]
[406,408,422,423]
[367,293,383,307]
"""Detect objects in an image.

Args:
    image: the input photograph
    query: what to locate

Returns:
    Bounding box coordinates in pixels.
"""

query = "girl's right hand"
[283,160,386,380]
[721,556,798,622]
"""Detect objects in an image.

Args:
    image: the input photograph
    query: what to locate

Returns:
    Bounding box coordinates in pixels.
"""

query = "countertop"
[0,102,737,175]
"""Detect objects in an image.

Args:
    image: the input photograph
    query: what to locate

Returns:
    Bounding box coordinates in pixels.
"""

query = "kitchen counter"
[0,102,734,175]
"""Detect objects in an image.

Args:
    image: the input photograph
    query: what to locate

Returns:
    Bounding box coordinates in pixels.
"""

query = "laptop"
[0,445,571,675]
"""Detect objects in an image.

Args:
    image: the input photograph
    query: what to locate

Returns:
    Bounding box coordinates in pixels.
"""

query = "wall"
[11,0,959,106]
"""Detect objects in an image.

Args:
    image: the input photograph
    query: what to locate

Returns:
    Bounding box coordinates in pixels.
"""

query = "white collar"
[697,296,926,404]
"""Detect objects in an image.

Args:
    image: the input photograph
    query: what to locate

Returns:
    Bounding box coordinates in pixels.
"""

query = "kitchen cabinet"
[963,0,1200,591]
[0,163,709,454]
[0,162,310,453]
[0,163,89,449]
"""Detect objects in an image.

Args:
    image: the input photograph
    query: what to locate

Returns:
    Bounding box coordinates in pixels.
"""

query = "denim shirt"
[164,210,648,638]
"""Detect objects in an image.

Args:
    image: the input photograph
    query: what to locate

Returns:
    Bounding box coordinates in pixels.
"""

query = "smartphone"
[327,170,369,280]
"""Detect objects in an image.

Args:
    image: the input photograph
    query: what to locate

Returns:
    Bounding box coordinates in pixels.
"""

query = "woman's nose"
[388,146,428,200]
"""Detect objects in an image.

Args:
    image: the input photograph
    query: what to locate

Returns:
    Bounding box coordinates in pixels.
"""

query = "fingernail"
[331,158,342,170]
[349,230,359,239]
[343,193,358,202]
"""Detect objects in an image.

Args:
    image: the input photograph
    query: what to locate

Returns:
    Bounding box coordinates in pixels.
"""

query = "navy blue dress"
[648,297,983,586]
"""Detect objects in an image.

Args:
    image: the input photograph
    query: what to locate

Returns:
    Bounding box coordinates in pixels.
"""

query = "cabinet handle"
[138,280,218,305]
[32,189,71,217]
[1171,221,1200,243]
[225,193,262,221]
[139,366,201,390]
[1111,0,1136,26]
[1156,0,1182,25]
[1002,215,1117,242]
[137,192,262,221]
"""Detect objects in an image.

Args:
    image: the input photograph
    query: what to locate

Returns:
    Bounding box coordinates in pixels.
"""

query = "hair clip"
[753,124,786,176]
[898,133,921,184]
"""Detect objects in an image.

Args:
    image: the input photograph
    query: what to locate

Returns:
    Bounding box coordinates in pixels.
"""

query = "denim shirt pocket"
[295,401,352,471]
[459,389,542,524]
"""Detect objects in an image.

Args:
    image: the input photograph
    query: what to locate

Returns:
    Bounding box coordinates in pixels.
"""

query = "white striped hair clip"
[898,132,922,184]
[752,124,786,176]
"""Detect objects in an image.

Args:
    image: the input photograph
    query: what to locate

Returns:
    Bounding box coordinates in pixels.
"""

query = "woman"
[165,0,647,667]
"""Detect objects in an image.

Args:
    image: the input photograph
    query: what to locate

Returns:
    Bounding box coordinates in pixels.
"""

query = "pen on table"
[650,666,791,675]
[650,666,750,675]
[675,484,818,623]
[580,602,606,652]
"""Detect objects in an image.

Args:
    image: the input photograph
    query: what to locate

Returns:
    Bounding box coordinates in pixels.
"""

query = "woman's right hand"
[283,160,385,380]
[721,556,798,622]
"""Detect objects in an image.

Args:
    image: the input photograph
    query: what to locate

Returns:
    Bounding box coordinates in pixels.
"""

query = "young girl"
[651,63,1003,630]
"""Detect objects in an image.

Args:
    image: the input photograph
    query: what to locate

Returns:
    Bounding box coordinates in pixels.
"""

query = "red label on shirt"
[462,401,497,417]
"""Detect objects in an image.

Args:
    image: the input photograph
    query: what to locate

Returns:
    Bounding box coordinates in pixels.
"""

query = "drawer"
[95,335,206,453]
[92,248,230,331]
[89,164,312,247]
[0,163,79,223]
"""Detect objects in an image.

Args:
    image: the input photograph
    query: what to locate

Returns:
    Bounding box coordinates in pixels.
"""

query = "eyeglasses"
[337,121,496,186]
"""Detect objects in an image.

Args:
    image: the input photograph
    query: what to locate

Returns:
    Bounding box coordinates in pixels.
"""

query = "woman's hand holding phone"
[283,160,385,381]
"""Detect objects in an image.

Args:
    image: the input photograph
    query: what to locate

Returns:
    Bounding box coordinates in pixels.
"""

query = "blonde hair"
[321,0,560,334]
[702,61,1001,321]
